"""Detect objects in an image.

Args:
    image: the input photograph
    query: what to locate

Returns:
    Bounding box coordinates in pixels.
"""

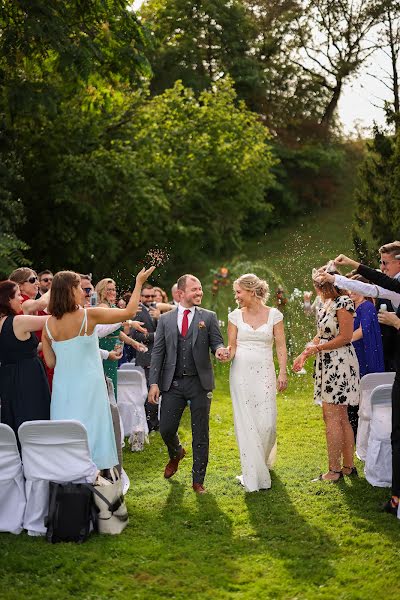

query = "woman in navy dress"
[0,280,50,436]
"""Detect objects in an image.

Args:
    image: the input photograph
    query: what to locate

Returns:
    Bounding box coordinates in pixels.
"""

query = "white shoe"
[236,475,245,487]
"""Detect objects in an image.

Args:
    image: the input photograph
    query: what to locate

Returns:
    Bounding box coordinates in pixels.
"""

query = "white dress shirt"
[177,304,196,334]
[334,274,400,308]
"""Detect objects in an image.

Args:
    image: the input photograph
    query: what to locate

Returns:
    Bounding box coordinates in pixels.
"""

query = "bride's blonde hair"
[234,273,269,304]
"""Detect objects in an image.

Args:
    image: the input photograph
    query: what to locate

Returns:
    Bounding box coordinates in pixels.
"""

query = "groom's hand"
[148,384,160,404]
[216,346,231,362]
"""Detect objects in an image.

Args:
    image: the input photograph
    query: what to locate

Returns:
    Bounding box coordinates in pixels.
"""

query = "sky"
[131,0,392,135]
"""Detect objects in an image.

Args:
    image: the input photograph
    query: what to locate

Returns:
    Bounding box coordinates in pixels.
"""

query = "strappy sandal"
[342,466,358,477]
[312,470,343,483]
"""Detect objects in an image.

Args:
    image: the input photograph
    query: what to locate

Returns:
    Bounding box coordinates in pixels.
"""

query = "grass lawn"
[2,193,398,599]
[1,373,399,599]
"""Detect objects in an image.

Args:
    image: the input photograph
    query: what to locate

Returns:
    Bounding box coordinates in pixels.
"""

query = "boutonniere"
[198,320,206,329]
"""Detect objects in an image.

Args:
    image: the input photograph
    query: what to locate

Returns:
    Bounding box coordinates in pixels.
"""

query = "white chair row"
[117,367,148,447]
[0,420,97,536]
[364,384,393,488]
[356,372,395,461]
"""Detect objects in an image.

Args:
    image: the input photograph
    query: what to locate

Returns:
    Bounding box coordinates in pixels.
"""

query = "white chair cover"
[365,385,392,488]
[0,425,26,534]
[117,370,148,440]
[19,420,98,535]
[356,372,395,461]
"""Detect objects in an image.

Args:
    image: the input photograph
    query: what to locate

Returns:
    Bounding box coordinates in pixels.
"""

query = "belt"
[176,371,197,377]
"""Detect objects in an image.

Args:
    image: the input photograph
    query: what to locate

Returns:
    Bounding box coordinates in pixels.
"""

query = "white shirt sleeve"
[334,274,400,304]
[99,348,109,360]
[96,323,122,338]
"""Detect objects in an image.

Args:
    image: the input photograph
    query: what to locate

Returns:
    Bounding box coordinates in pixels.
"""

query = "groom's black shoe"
[381,499,398,516]
[164,448,186,479]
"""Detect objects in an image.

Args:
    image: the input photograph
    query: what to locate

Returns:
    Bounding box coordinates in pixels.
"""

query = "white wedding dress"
[228,307,283,492]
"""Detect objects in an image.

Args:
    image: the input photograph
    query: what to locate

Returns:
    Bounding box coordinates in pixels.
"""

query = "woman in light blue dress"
[42,266,155,470]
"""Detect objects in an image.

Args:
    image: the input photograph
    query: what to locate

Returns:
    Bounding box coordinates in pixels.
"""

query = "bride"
[227,273,288,492]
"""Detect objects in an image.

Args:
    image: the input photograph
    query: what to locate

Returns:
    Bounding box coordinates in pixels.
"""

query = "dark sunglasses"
[25,276,38,284]
[142,294,155,298]
[83,288,92,295]
[41,277,53,283]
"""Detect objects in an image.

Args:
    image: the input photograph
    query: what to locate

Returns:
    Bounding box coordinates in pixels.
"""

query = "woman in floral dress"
[293,268,360,482]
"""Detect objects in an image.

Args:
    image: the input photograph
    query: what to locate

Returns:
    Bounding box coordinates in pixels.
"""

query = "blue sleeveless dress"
[47,309,118,469]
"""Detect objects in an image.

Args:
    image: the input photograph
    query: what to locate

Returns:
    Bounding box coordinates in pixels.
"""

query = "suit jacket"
[357,264,400,371]
[132,303,157,368]
[149,306,224,392]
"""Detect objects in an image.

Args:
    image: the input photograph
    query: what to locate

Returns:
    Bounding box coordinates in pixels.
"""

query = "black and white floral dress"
[314,296,360,406]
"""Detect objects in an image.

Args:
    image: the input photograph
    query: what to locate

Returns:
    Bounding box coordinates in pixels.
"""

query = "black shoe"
[343,466,358,477]
[381,499,398,516]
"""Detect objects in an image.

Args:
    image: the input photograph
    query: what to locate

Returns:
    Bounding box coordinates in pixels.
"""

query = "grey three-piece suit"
[149,306,224,484]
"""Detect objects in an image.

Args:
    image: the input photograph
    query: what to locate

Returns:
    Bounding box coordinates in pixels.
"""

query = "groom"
[148,274,229,494]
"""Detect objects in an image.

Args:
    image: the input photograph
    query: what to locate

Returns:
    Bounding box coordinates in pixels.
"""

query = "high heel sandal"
[312,470,343,483]
[342,466,358,477]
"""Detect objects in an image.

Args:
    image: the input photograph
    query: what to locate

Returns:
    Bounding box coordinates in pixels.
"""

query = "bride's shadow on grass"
[243,473,338,585]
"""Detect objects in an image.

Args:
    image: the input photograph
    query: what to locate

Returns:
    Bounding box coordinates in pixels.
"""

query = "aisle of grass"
[1,373,399,599]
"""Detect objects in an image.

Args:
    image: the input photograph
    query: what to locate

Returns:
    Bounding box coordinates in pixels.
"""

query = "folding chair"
[0,424,26,534]
[356,372,395,461]
[365,384,392,488]
[117,369,148,450]
[19,420,98,536]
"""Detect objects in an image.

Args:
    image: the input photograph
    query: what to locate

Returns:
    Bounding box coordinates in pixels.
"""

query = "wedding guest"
[303,290,323,322]
[133,284,160,431]
[227,274,287,492]
[9,268,49,315]
[170,283,180,306]
[349,277,385,436]
[0,280,50,436]
[95,277,146,398]
[154,286,168,303]
[322,250,400,514]
[117,297,126,309]
[42,266,155,470]
[9,267,53,388]
[293,268,360,482]
[80,274,94,304]
[38,270,53,296]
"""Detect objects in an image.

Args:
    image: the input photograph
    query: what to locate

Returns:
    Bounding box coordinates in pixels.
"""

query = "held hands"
[215,346,231,362]
[148,384,160,404]
[378,312,400,329]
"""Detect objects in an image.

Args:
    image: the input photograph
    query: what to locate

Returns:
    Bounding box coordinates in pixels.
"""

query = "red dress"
[21,294,54,391]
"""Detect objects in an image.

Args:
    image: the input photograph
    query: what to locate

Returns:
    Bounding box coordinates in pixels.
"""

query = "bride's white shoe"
[235,475,245,487]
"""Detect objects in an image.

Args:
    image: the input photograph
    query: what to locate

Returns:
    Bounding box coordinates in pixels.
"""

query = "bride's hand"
[277,372,287,392]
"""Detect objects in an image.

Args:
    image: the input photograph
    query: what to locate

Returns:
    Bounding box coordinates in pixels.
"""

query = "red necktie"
[181,309,191,337]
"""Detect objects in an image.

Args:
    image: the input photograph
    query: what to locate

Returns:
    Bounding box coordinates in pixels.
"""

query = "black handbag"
[45,481,98,544]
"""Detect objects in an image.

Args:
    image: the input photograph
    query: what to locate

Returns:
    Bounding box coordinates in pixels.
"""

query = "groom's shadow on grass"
[243,473,338,584]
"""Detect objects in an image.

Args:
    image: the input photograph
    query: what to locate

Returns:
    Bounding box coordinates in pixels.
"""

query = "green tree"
[140,0,264,108]
[352,126,400,262]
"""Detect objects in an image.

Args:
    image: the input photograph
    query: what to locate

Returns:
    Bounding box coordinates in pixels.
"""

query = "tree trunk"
[320,80,342,128]
[387,9,400,131]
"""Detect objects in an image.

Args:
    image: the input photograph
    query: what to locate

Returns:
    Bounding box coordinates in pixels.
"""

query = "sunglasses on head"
[41,277,53,283]
[25,276,38,284]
